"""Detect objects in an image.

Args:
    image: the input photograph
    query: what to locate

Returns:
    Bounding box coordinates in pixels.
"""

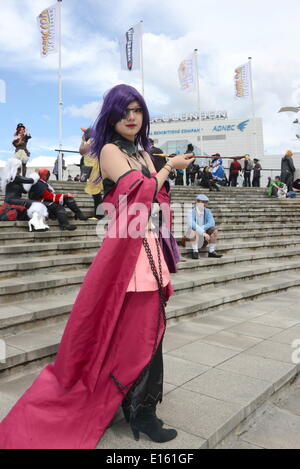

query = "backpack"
[0,203,26,221]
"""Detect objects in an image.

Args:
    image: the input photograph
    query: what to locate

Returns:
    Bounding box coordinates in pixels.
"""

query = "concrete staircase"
[1,183,300,448]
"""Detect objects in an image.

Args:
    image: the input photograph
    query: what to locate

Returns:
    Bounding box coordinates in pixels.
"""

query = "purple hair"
[91,84,152,159]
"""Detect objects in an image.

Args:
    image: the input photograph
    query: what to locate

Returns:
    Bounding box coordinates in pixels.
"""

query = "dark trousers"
[45,202,69,226]
[186,172,196,186]
[252,175,261,187]
[244,171,251,187]
[200,180,219,191]
[175,174,184,186]
[230,173,238,187]
[5,197,32,209]
[44,197,79,226]
[22,163,27,177]
[281,172,294,192]
[122,340,163,419]
[92,193,103,218]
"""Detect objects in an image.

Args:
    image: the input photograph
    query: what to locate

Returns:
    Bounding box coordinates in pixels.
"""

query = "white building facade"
[149,112,264,167]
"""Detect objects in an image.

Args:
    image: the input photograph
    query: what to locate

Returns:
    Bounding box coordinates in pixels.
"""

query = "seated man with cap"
[185,194,223,259]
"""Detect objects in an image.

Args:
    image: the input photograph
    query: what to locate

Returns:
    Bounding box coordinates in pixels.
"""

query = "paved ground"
[216,374,300,449]
[95,288,300,449]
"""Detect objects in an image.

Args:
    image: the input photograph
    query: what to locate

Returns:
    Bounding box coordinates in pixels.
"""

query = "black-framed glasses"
[121,107,143,120]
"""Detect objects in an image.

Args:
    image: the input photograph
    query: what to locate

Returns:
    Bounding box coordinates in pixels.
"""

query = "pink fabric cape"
[0,170,173,449]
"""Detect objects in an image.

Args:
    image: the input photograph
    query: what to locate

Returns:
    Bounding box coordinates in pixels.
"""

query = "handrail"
[54,149,80,154]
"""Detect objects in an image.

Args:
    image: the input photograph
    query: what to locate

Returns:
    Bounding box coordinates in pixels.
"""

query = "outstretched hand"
[169,153,195,170]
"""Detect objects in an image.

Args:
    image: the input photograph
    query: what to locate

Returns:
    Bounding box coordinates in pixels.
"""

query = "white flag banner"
[119,23,143,71]
[234,62,252,99]
[37,4,59,58]
[178,55,196,92]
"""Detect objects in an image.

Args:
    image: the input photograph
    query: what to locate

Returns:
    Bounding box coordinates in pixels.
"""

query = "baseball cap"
[196,194,209,202]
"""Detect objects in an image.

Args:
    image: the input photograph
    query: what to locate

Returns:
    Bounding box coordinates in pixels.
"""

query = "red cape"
[0,171,173,449]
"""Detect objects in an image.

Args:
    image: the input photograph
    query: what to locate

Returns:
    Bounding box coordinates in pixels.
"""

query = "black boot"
[64,198,88,221]
[130,406,177,443]
[56,206,77,231]
[61,224,77,231]
[122,402,163,426]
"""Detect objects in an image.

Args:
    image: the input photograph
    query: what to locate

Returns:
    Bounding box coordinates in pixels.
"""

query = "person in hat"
[252,159,262,187]
[185,194,222,259]
[281,150,296,192]
[12,123,32,176]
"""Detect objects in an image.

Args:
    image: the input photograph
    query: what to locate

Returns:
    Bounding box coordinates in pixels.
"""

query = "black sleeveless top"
[102,134,151,198]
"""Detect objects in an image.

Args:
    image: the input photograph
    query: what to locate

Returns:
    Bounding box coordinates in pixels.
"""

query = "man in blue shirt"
[185,194,223,260]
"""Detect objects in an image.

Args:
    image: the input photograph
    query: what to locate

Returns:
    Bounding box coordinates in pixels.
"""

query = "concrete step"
[179,238,300,256]
[0,234,299,268]
[1,274,300,382]
[0,240,100,259]
[0,228,104,245]
[1,220,300,236]
[0,253,96,279]
[0,270,86,304]
[0,227,297,247]
[0,258,299,333]
[177,247,300,272]
[0,219,101,233]
[1,243,300,281]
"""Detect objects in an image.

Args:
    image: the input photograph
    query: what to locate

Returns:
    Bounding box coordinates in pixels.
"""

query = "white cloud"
[1,0,300,154]
[28,153,81,168]
[64,101,101,119]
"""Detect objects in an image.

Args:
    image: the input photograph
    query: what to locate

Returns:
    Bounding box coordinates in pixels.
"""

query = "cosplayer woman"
[0,85,194,449]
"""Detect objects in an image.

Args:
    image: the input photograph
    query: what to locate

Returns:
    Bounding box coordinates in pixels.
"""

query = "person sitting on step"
[1,158,49,231]
[28,168,87,231]
[267,176,288,198]
[185,194,223,259]
[292,178,300,194]
[197,166,220,191]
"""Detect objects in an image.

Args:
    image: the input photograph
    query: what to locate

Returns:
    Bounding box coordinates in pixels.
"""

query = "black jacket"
[151,146,166,172]
[5,175,35,203]
[281,156,295,175]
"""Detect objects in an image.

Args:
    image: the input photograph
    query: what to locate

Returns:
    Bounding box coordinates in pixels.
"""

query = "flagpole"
[248,56,258,159]
[58,0,63,180]
[140,20,145,96]
[194,49,203,161]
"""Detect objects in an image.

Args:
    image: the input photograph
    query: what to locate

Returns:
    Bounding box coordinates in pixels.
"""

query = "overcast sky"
[0,0,300,167]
